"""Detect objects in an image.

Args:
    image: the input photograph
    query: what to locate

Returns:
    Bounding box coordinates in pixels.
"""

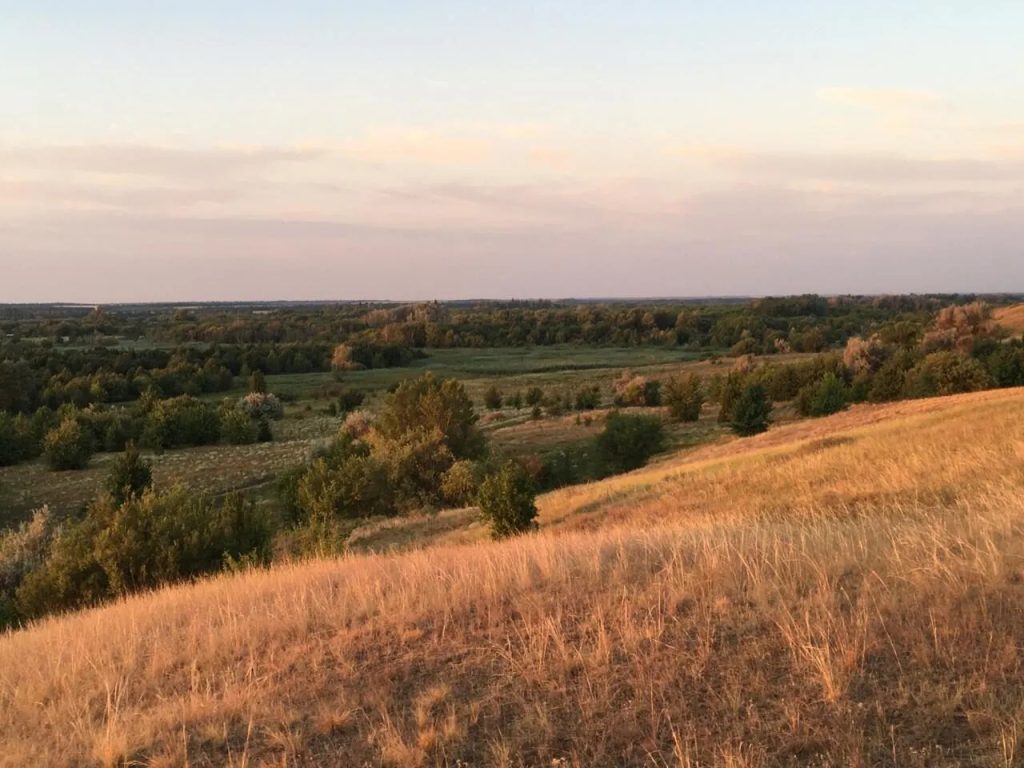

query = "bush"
[483,385,503,410]
[106,443,153,505]
[596,412,665,474]
[902,351,993,398]
[0,507,55,629]
[796,372,848,417]
[143,396,222,449]
[16,490,271,619]
[573,385,601,411]
[296,453,393,523]
[716,372,747,423]
[220,408,259,445]
[237,392,283,421]
[663,373,704,421]
[440,460,483,506]
[612,372,661,407]
[336,387,366,413]
[43,417,93,470]
[368,428,455,512]
[525,387,545,407]
[0,412,35,467]
[477,461,538,539]
[730,384,772,436]
[377,374,484,459]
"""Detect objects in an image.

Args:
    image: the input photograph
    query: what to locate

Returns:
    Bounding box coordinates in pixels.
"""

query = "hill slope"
[995,303,1024,334]
[3,389,1024,766]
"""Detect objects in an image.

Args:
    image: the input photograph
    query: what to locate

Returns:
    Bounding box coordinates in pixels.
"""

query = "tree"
[525,387,545,407]
[376,374,484,459]
[248,369,267,394]
[477,461,538,539]
[796,372,848,417]
[595,412,665,474]
[483,385,503,410]
[717,372,747,423]
[902,351,993,398]
[43,417,93,471]
[730,384,772,436]
[106,442,153,505]
[663,373,704,421]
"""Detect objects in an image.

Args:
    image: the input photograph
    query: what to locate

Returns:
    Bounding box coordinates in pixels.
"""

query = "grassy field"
[2,347,794,529]
[3,387,1024,766]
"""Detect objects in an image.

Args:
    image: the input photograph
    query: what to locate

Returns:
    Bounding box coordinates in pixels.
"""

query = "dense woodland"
[3,294,1024,628]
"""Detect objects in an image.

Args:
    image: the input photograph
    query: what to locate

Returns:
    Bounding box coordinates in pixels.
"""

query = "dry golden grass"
[994,303,1024,334]
[3,388,1024,766]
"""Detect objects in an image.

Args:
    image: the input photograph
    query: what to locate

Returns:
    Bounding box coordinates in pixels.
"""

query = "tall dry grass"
[2,388,1024,766]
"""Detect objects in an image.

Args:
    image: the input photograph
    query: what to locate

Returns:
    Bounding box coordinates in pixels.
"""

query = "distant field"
[4,388,1024,765]
[4,346,777,528]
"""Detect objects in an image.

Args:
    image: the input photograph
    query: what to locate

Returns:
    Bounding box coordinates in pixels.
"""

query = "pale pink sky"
[3,2,1023,301]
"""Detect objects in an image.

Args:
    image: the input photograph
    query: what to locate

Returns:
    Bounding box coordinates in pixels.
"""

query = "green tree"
[483,385,503,410]
[797,372,848,417]
[43,417,93,471]
[249,369,267,394]
[106,442,153,505]
[663,373,704,421]
[595,412,665,474]
[717,372,747,423]
[377,373,484,459]
[477,461,538,539]
[730,384,772,436]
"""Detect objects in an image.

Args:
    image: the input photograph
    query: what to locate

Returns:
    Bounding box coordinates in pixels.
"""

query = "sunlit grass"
[3,387,1024,765]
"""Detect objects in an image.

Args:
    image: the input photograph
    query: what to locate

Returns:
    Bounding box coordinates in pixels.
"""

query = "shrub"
[868,350,918,402]
[296,453,392,522]
[573,385,601,411]
[368,428,455,512]
[483,385,503,410]
[376,374,484,459]
[142,396,222,449]
[612,372,661,407]
[0,412,35,467]
[477,461,538,539]
[16,490,271,619]
[237,392,283,421]
[106,443,153,505]
[663,373,704,421]
[43,417,93,470]
[843,335,889,376]
[336,387,366,413]
[902,351,993,398]
[440,460,483,506]
[716,372,747,423]
[796,372,848,417]
[0,507,55,629]
[525,387,545,407]
[596,412,665,474]
[341,410,373,439]
[220,408,259,445]
[249,369,267,394]
[730,384,772,436]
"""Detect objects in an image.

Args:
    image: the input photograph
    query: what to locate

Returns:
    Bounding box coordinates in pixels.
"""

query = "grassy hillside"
[995,303,1024,335]
[3,388,1024,766]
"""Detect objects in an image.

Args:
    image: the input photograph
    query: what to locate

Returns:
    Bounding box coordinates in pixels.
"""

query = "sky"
[2,1,1023,302]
